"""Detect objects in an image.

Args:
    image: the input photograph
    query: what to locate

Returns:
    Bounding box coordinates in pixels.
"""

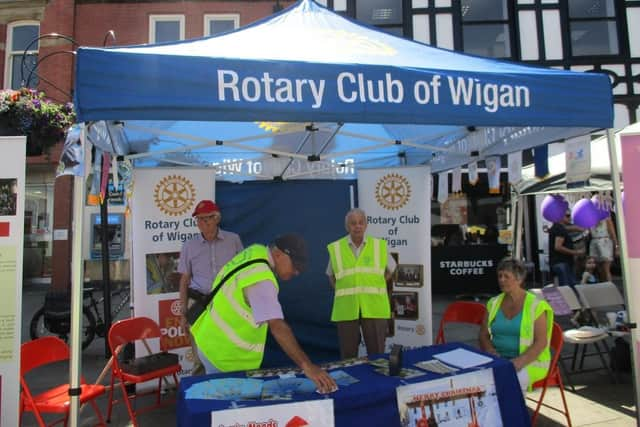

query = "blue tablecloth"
[177,343,530,426]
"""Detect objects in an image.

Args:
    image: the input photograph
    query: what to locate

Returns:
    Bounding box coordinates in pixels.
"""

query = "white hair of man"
[345,208,367,231]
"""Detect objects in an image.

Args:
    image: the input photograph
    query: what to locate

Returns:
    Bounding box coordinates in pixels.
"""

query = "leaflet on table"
[369,358,425,378]
[433,348,493,369]
[414,359,460,374]
[186,370,358,400]
[246,357,367,378]
[185,378,263,400]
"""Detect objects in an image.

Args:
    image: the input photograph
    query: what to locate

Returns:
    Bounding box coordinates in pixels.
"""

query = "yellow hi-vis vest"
[486,291,553,390]
[190,244,278,372]
[328,235,390,321]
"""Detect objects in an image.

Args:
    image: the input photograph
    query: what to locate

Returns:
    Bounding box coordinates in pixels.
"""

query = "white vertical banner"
[358,166,432,348]
[131,168,215,376]
[486,156,501,194]
[508,151,522,184]
[0,137,25,426]
[565,134,591,187]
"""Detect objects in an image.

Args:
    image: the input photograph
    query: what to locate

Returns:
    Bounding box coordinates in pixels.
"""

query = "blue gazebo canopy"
[74,0,613,178]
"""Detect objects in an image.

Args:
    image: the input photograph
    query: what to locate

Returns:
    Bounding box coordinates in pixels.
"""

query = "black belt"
[187,288,208,303]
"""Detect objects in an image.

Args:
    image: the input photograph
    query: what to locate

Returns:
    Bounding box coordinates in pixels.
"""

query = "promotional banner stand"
[607,128,639,416]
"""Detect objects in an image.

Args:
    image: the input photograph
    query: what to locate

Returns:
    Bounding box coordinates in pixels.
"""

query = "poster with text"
[396,369,503,427]
[131,168,214,378]
[358,166,432,348]
[212,399,334,427]
[0,136,25,427]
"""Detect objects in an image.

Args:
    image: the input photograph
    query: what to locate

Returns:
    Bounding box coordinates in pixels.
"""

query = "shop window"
[567,0,619,56]
[204,14,239,36]
[460,0,512,59]
[5,22,39,89]
[149,15,185,43]
[356,0,404,36]
[23,184,54,280]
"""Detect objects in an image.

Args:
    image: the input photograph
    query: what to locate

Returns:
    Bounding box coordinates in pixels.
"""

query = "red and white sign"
[158,299,190,350]
[212,400,334,427]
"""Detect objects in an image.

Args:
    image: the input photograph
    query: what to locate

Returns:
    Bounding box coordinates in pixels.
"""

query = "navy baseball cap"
[274,233,308,272]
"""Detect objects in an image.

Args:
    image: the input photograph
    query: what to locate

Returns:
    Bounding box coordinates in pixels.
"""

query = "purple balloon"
[572,198,600,228]
[541,195,568,222]
[591,195,610,220]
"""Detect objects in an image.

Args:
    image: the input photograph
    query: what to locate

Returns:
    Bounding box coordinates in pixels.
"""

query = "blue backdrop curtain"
[216,179,356,367]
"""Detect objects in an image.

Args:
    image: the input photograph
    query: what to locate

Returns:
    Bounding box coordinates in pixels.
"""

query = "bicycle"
[29,280,131,350]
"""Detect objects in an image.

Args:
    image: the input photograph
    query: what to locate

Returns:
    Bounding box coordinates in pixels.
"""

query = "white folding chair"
[574,282,625,326]
[529,288,544,300]
[555,286,582,313]
[555,285,616,388]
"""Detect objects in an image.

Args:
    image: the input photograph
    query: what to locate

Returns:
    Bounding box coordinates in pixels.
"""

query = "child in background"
[579,255,599,284]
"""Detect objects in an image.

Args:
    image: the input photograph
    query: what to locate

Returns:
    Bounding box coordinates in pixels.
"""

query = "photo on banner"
[396,369,503,427]
[146,251,181,294]
[392,291,419,320]
[396,264,423,288]
[0,179,17,216]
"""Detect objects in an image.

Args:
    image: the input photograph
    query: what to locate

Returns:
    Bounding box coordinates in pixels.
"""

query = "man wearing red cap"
[178,199,243,374]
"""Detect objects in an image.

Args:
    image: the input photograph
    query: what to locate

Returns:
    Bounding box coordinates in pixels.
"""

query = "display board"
[130,168,215,376]
[0,136,25,427]
[358,166,432,347]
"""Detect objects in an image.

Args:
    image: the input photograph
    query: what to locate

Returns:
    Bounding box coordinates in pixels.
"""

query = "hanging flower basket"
[0,88,75,156]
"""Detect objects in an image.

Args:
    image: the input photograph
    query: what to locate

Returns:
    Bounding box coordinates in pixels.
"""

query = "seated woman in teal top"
[491,309,522,359]
[479,258,553,392]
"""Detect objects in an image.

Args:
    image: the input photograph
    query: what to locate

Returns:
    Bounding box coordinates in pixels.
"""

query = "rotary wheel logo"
[170,300,183,317]
[415,324,426,336]
[375,173,411,210]
[154,175,196,216]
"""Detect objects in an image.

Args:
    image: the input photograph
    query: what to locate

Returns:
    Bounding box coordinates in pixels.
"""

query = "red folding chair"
[106,316,181,427]
[435,301,487,344]
[529,322,572,427]
[20,336,106,427]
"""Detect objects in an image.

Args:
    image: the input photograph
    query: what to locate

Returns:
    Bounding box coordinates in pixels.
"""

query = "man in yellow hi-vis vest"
[327,208,396,359]
[191,233,337,394]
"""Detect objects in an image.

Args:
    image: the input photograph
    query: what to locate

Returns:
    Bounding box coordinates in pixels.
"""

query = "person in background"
[178,199,243,375]
[589,216,619,282]
[548,210,584,287]
[326,208,396,359]
[190,233,337,394]
[479,258,554,393]
[578,255,599,284]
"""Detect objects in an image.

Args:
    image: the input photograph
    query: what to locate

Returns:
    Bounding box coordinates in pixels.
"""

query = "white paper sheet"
[433,348,493,369]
